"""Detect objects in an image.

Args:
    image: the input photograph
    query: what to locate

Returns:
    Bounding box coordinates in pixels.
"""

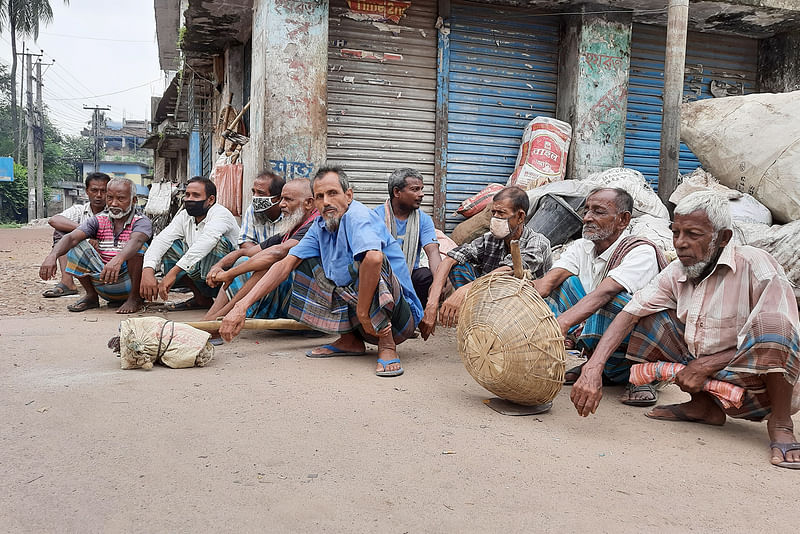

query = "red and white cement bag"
[456,183,504,218]
[508,117,572,190]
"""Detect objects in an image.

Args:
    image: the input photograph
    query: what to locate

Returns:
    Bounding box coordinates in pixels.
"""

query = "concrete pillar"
[556,7,632,180]
[243,0,328,209]
[758,31,800,93]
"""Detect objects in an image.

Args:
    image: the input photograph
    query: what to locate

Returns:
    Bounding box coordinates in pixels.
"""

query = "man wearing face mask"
[420,186,552,339]
[140,176,240,310]
[239,171,286,249]
[38,178,152,314]
[532,187,668,406]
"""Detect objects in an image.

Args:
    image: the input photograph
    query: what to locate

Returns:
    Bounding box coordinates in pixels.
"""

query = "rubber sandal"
[42,283,78,298]
[165,297,207,311]
[563,364,584,386]
[306,344,367,358]
[620,383,658,407]
[376,358,404,377]
[770,442,800,469]
[67,298,100,312]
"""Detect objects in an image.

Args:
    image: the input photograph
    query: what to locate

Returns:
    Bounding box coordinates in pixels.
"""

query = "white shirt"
[552,231,660,294]
[144,203,240,271]
[58,203,96,225]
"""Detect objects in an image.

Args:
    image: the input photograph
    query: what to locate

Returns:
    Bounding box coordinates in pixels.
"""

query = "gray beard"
[681,234,720,282]
[274,208,306,235]
[108,206,132,220]
[324,215,342,233]
[582,223,614,242]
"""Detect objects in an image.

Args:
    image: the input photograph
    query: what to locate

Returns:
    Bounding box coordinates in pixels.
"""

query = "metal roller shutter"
[327,0,438,212]
[442,2,560,231]
[624,24,759,190]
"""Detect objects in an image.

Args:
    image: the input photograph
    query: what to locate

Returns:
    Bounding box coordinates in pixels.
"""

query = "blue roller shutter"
[443,2,560,231]
[624,24,759,190]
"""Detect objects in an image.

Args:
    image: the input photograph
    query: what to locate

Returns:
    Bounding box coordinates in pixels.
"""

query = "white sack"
[681,90,800,224]
[584,167,670,219]
[627,215,675,256]
[673,168,772,225]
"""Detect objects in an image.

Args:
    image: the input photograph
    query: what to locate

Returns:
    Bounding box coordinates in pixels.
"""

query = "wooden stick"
[184,318,313,332]
[510,239,523,279]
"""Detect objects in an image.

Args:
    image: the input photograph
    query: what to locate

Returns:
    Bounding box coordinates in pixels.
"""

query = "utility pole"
[35,59,45,219]
[83,105,110,174]
[19,49,43,222]
[17,42,25,163]
[658,0,690,207]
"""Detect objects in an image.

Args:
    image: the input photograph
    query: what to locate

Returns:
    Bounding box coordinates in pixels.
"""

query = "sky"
[0,0,166,136]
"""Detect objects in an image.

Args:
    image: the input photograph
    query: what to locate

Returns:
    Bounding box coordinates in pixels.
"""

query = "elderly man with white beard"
[202,178,319,322]
[571,191,800,470]
[532,187,668,405]
[38,177,152,314]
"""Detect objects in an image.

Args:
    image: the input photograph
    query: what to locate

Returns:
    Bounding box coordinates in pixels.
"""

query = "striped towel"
[629,361,745,409]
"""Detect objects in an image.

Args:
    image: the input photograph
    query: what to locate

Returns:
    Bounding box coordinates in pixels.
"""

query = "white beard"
[324,215,342,233]
[108,206,133,220]
[274,207,306,235]
[681,234,719,282]
[582,223,614,242]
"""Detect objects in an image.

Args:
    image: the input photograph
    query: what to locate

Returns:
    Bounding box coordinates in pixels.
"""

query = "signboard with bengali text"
[345,0,411,23]
[0,157,13,182]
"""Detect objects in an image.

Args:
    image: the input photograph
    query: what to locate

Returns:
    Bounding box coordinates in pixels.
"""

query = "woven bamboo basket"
[457,272,566,406]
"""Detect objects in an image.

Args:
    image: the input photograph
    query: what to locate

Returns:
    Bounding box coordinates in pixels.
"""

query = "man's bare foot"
[768,417,800,468]
[645,393,726,426]
[116,297,144,314]
[306,333,366,357]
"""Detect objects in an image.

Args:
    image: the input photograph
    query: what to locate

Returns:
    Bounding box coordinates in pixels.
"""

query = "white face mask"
[490,216,513,239]
[252,195,279,213]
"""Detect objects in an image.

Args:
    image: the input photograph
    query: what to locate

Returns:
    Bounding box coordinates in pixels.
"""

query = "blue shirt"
[289,200,423,325]
[372,204,438,269]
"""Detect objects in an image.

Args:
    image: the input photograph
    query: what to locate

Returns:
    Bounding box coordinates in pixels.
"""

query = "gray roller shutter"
[327,0,438,213]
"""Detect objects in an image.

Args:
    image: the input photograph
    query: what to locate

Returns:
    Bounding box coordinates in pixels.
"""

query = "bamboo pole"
[510,239,523,279]
[184,318,313,333]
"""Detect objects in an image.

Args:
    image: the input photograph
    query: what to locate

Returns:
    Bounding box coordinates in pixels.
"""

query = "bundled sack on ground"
[583,167,670,219]
[671,168,772,225]
[681,90,800,223]
[111,317,214,370]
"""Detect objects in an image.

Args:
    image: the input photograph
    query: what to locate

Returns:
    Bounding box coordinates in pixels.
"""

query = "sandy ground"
[0,227,797,533]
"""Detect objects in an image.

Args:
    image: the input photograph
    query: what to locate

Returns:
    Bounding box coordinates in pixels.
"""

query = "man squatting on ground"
[533,187,668,406]
[420,185,552,339]
[219,167,423,378]
[43,172,110,299]
[39,178,152,314]
[373,167,441,307]
[238,171,285,249]
[202,178,319,321]
[140,176,240,310]
[571,191,800,470]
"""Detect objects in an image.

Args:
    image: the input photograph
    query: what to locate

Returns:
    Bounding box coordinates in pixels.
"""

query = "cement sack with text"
[681,90,800,224]
[508,117,572,190]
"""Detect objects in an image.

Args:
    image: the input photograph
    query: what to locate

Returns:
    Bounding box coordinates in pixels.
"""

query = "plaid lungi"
[224,257,293,319]
[449,262,477,289]
[546,275,633,383]
[288,256,416,344]
[627,309,800,421]
[161,237,235,298]
[65,240,144,302]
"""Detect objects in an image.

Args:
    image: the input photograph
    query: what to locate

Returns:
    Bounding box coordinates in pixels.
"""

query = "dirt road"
[1,228,796,532]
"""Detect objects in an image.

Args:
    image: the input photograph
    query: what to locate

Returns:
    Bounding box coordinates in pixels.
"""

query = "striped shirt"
[78,212,153,264]
[239,204,281,246]
[624,244,800,357]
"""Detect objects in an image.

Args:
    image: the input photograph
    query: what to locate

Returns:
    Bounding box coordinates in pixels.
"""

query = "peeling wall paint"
[244,0,329,205]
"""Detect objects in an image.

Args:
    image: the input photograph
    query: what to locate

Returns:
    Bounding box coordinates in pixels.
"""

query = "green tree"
[0,0,69,159]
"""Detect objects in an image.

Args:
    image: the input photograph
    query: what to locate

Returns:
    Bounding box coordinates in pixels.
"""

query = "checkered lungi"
[161,237,235,298]
[65,240,144,302]
[627,309,800,421]
[546,275,633,383]
[223,257,293,319]
[449,262,478,289]
[288,256,416,344]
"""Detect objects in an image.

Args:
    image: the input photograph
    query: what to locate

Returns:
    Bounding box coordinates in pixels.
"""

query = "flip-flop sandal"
[645,404,725,426]
[42,283,78,298]
[376,358,404,377]
[563,364,584,385]
[306,344,367,358]
[165,298,207,311]
[770,442,800,469]
[67,298,100,313]
[620,383,658,407]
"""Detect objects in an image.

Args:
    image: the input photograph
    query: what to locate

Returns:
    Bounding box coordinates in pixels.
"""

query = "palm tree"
[0,0,68,160]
